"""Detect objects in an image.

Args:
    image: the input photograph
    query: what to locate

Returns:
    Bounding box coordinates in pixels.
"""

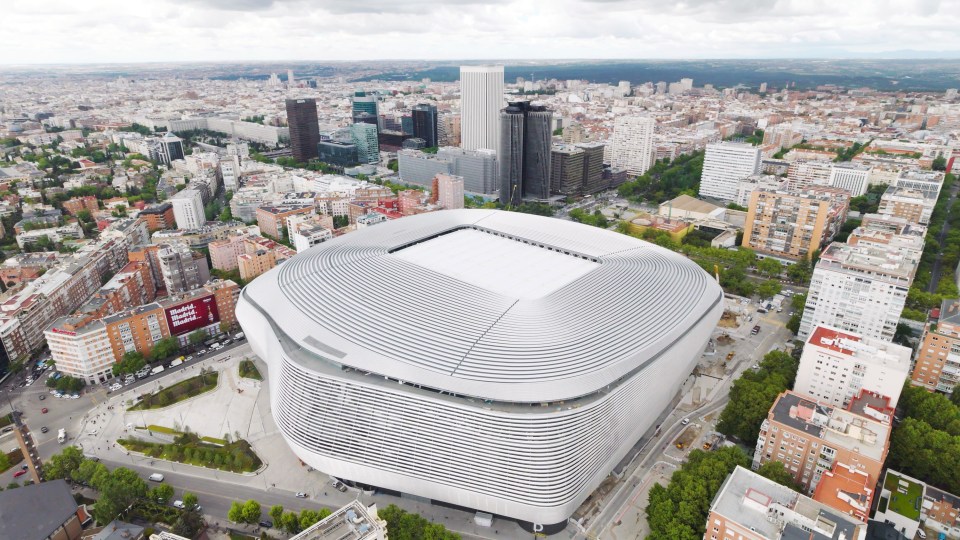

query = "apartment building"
[44,316,115,384]
[256,203,315,240]
[795,326,911,410]
[878,186,935,225]
[169,187,206,230]
[62,196,99,216]
[208,235,246,272]
[157,243,210,294]
[786,160,832,190]
[698,142,762,202]
[827,163,871,197]
[436,173,464,210]
[742,186,850,261]
[139,203,175,231]
[610,116,655,177]
[912,298,960,395]
[704,466,866,540]
[752,390,890,494]
[103,303,169,362]
[875,469,960,540]
[238,249,277,282]
[798,240,919,342]
[810,463,873,523]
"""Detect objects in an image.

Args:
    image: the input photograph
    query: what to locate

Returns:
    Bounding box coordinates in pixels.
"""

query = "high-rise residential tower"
[285,98,320,162]
[412,104,439,148]
[698,142,762,201]
[499,102,552,205]
[460,65,504,153]
[610,116,655,177]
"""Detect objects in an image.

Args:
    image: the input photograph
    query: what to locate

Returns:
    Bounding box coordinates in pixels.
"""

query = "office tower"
[411,104,439,148]
[318,140,359,166]
[460,65,504,152]
[441,147,498,195]
[285,98,320,162]
[350,123,379,164]
[698,142,762,201]
[742,186,850,261]
[169,188,206,230]
[401,115,414,135]
[352,91,378,126]
[157,132,185,165]
[752,390,889,494]
[706,467,867,540]
[795,326,911,409]
[237,209,723,529]
[578,143,606,194]
[911,299,960,394]
[287,69,294,84]
[436,173,465,210]
[157,242,210,294]
[828,163,871,196]
[679,78,693,91]
[550,145,585,195]
[610,116,655,177]
[498,102,552,205]
[798,241,919,342]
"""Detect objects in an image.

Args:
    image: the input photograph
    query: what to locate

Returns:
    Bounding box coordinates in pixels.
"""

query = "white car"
[109,383,122,391]
[173,500,185,509]
[681,418,690,425]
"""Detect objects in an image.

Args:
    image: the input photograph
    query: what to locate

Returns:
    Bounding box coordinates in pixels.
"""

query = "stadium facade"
[237,209,722,531]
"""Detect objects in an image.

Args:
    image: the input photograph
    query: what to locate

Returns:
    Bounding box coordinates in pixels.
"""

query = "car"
[41,408,48,414]
[185,355,193,362]
[110,383,122,391]
[38,394,45,401]
[681,418,690,425]
[148,473,164,482]
[53,392,63,398]
[13,469,26,478]
[0,427,12,434]
[295,492,308,498]
[259,520,274,528]
[40,426,48,433]
[173,500,185,509]
[334,482,347,493]
[70,394,79,399]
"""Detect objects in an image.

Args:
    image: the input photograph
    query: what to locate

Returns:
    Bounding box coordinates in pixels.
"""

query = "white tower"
[610,116,655,176]
[460,65,504,153]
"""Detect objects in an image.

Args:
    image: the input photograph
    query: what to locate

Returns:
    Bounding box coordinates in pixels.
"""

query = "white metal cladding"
[246,209,723,404]
[236,291,721,525]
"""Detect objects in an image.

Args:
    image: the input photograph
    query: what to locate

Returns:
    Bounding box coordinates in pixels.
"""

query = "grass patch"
[229,533,258,540]
[884,472,923,520]
[0,448,24,474]
[132,500,183,525]
[238,360,262,381]
[145,425,181,435]
[118,433,261,473]
[129,371,218,411]
[0,414,12,429]
[200,436,226,446]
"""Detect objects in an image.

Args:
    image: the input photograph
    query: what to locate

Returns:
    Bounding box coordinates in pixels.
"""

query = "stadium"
[236,209,723,531]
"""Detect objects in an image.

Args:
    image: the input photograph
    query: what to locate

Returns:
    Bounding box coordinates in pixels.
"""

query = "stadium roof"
[244,209,721,402]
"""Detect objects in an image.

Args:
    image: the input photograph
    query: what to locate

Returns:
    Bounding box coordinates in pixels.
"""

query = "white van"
[150,365,165,376]
[149,473,164,482]
[235,332,245,340]
[57,428,66,443]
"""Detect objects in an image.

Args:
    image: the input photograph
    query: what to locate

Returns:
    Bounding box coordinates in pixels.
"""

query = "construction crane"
[714,264,720,282]
[506,183,518,211]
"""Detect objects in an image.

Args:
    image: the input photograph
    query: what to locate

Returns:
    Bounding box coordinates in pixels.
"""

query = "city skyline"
[6,0,960,64]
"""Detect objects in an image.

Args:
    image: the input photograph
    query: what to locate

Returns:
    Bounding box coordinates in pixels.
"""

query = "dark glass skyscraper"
[411,104,438,148]
[285,98,320,162]
[352,91,379,126]
[498,101,552,205]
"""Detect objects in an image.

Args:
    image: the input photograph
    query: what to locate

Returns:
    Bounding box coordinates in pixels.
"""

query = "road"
[585,307,792,540]
[928,178,959,292]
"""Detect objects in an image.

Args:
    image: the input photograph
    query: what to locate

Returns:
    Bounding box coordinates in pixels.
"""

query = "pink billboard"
[165,296,220,335]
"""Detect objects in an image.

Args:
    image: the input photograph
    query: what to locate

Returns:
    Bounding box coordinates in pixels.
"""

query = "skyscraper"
[460,65,504,152]
[610,116,655,177]
[352,91,378,126]
[698,142,762,201]
[157,132,184,165]
[499,101,552,205]
[350,123,379,164]
[411,104,439,148]
[285,98,320,162]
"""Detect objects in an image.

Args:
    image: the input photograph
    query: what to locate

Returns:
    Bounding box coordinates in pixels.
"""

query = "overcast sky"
[4,0,959,64]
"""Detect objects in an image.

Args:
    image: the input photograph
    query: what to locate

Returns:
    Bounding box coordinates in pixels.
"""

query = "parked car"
[259,520,274,528]
[40,426,48,433]
[681,418,690,426]
[173,500,185,509]
[41,408,48,414]
[13,469,27,478]
[295,492,308,498]
[38,394,45,401]
[148,473,164,482]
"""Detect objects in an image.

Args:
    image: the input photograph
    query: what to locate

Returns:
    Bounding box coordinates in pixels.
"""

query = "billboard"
[165,295,220,336]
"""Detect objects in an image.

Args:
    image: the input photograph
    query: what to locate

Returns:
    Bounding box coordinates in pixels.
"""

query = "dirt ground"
[717,311,740,328]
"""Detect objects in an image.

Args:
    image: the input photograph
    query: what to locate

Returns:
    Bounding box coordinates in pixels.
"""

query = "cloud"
[3,0,960,64]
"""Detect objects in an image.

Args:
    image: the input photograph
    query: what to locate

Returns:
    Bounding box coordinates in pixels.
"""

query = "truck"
[57,428,66,444]
[150,365,165,376]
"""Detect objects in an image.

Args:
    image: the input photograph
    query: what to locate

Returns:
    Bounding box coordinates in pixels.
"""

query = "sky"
[4,0,960,64]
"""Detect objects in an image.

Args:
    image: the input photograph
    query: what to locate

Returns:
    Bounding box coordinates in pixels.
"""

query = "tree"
[182,492,199,510]
[172,509,204,538]
[150,337,179,360]
[269,504,284,525]
[43,446,85,480]
[72,459,108,486]
[376,504,460,540]
[241,499,262,524]
[149,483,174,504]
[756,461,804,492]
[717,350,798,442]
[951,386,960,408]
[281,511,302,534]
[756,258,782,278]
[228,501,244,523]
[756,280,782,300]
[188,330,207,346]
[786,260,811,284]
[0,452,9,472]
[92,467,148,525]
[112,351,146,376]
[933,155,948,171]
